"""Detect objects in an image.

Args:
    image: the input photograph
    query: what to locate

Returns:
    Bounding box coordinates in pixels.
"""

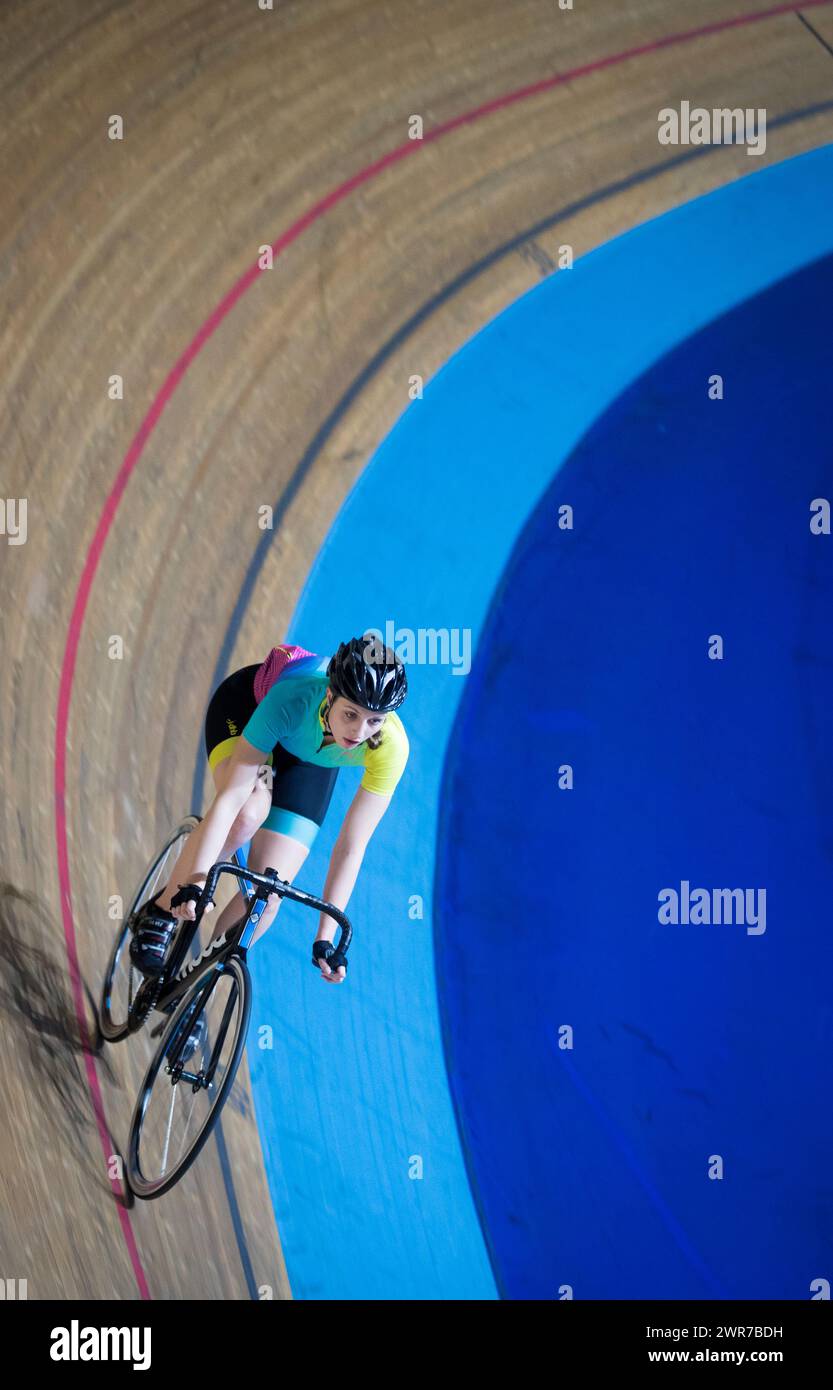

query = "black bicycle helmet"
[327,636,408,712]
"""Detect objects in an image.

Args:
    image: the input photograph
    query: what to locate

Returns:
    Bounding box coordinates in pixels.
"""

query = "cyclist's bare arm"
[314,786,392,982]
[162,736,269,918]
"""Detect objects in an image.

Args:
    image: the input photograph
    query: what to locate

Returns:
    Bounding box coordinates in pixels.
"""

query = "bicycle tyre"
[126,953,251,1199]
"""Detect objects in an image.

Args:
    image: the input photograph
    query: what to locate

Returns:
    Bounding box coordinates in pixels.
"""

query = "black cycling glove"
[312,940,348,973]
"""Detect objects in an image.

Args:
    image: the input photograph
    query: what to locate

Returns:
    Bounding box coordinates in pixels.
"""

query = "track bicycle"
[98,817,352,1198]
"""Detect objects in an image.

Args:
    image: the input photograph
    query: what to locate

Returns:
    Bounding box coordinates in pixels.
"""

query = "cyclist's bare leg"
[208,827,310,946]
[153,756,271,912]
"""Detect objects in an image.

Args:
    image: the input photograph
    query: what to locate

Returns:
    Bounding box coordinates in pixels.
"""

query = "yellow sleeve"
[360,713,409,795]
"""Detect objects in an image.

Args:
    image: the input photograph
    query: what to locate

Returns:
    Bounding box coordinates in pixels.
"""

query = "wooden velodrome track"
[1,0,832,1301]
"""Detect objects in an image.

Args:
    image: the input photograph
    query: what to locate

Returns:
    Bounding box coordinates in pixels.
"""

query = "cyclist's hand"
[170,882,213,921]
[312,939,347,984]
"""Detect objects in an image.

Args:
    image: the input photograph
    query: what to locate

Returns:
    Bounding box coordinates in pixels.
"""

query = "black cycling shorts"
[204,663,338,848]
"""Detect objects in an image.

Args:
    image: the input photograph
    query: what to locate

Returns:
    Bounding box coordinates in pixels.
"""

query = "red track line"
[423,0,833,138]
[52,0,833,1298]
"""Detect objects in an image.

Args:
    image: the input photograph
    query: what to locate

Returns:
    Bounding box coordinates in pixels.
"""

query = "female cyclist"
[129,635,409,989]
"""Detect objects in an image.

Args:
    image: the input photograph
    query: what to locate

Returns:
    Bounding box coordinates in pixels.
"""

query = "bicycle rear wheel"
[126,954,251,1199]
[99,816,200,1042]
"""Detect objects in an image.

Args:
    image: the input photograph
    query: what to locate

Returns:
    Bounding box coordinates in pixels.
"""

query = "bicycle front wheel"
[126,954,251,1199]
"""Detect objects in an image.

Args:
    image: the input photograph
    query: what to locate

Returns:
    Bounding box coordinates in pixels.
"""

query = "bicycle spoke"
[159,1082,179,1177]
[176,1070,203,1151]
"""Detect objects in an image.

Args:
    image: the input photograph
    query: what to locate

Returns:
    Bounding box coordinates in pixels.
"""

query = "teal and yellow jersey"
[241,651,409,795]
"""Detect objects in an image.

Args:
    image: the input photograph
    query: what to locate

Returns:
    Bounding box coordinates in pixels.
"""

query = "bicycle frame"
[150,857,353,1018]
